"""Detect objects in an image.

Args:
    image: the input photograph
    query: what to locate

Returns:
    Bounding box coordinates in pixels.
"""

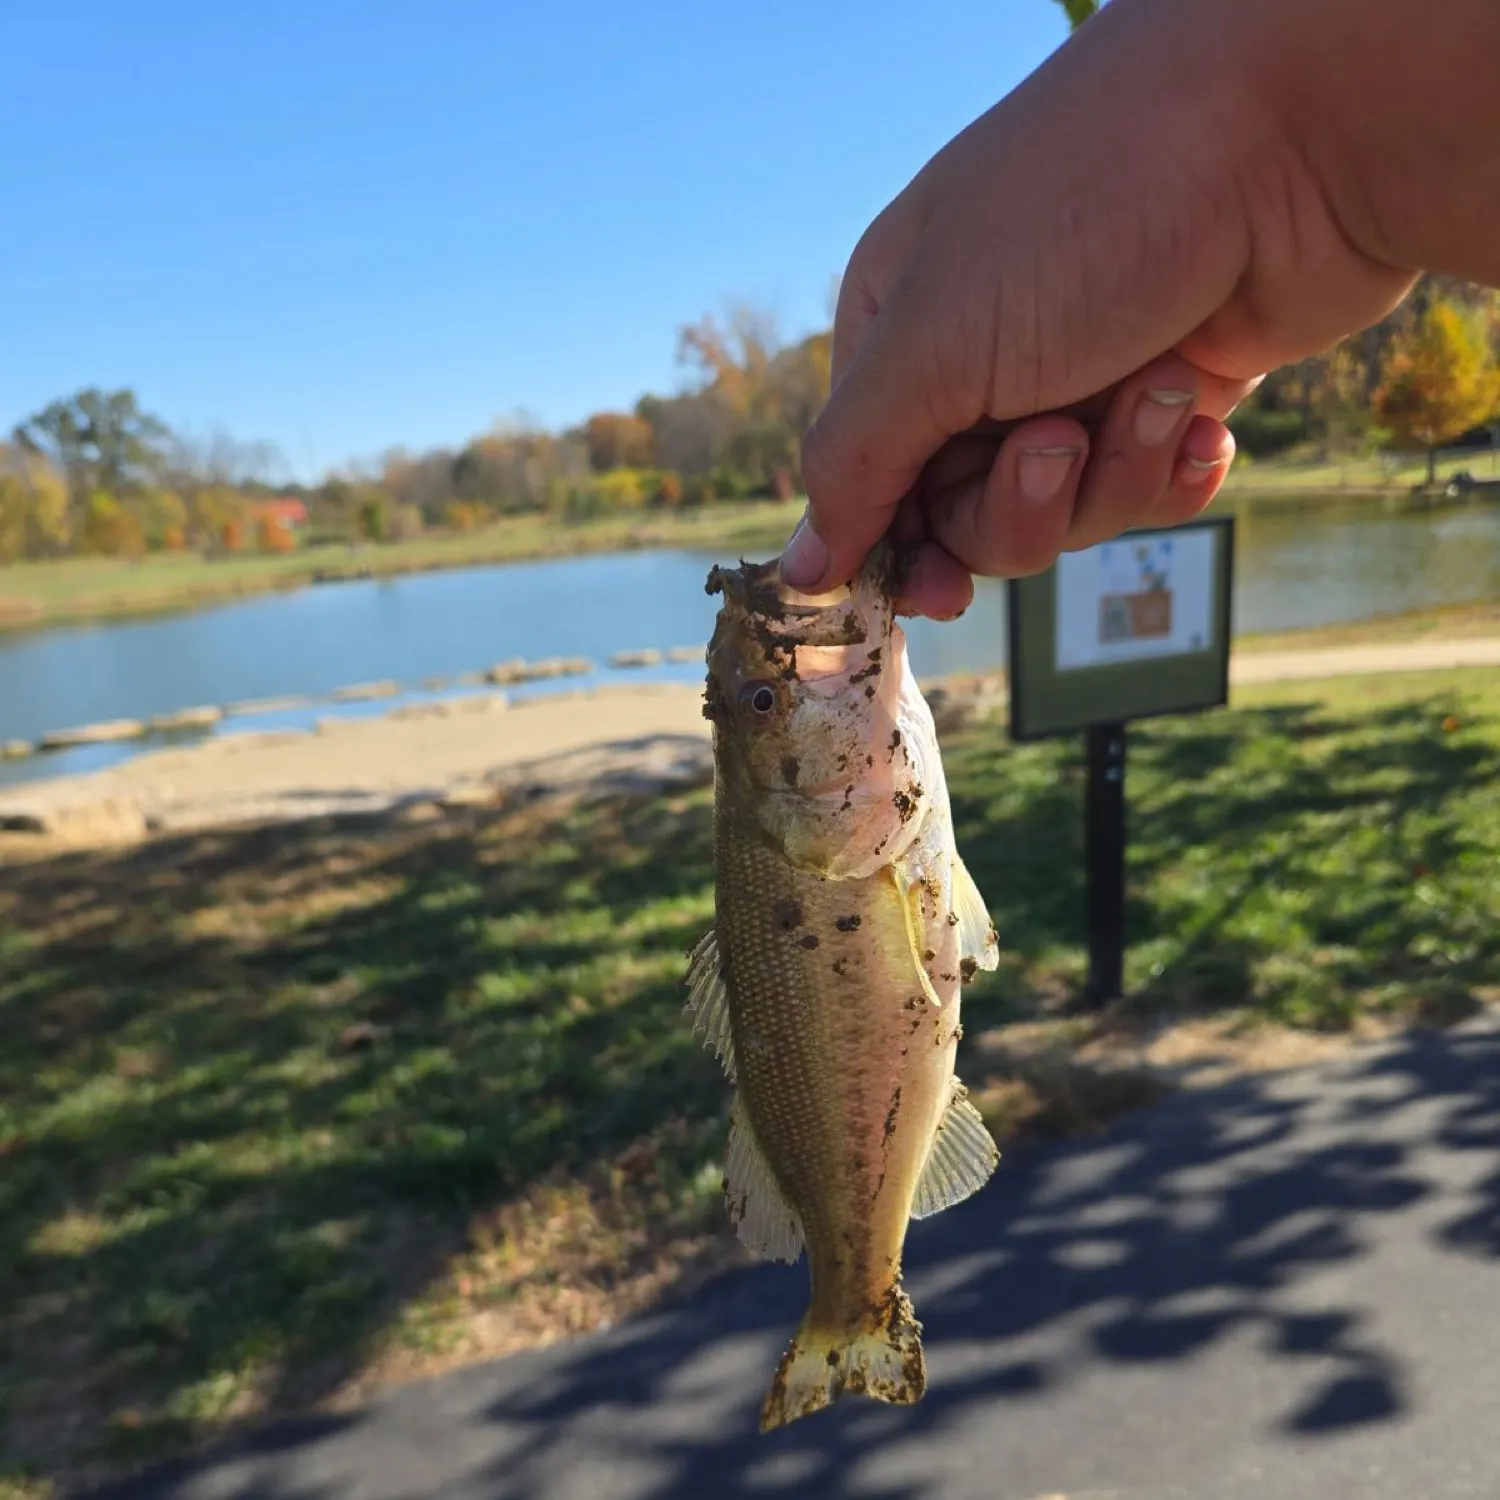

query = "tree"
[443,499,490,531]
[583,412,655,472]
[1316,340,1383,459]
[448,419,586,514]
[677,305,781,426]
[1373,296,1500,482]
[1056,0,1100,26]
[13,388,170,508]
[133,488,189,551]
[189,486,248,552]
[378,445,461,524]
[257,515,296,553]
[356,491,392,542]
[389,503,424,541]
[638,390,734,481]
[0,477,31,563]
[675,303,819,494]
[78,492,146,558]
[0,446,70,560]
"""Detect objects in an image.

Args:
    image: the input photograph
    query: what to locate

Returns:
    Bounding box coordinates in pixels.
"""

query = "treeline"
[1228,275,1500,478]
[0,307,833,562]
[370,308,833,526]
[3,279,1497,565]
[0,393,308,563]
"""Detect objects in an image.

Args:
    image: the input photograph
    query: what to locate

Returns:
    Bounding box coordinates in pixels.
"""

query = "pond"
[3,497,1498,791]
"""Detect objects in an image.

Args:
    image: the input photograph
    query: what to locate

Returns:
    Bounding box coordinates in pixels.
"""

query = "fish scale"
[716,804,919,1273]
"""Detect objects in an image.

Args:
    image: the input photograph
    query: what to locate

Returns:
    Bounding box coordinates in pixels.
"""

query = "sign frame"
[1005,514,1236,744]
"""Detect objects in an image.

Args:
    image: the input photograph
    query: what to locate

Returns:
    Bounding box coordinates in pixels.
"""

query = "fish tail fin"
[758,1285,926,1433]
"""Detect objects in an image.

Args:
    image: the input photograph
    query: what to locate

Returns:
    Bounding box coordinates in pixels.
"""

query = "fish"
[686,539,1001,1433]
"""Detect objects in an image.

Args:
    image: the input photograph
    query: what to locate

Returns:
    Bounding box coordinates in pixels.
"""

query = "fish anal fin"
[910,1079,1000,1220]
[759,1284,926,1432]
[951,853,999,973]
[683,928,735,1081]
[724,1095,803,1263]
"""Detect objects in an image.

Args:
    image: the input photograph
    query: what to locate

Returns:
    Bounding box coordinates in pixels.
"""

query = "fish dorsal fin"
[724,1095,805,1262]
[951,853,999,974]
[684,928,735,1081]
[910,1080,1000,1220]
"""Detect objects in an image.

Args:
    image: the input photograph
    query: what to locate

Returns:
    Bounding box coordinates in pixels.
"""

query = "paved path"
[1230,635,1500,684]
[99,1013,1500,1500]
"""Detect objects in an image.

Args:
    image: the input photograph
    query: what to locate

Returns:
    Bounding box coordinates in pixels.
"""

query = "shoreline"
[3,595,1499,773]
[5,635,1499,852]
[1,480,1494,638]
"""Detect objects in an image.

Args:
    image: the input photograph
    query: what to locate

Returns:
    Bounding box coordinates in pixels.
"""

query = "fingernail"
[1017,446,1080,507]
[779,512,830,588]
[1135,388,1195,446]
[1179,455,1223,485]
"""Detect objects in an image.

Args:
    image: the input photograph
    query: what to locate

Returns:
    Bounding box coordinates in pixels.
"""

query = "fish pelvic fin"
[759,1285,926,1433]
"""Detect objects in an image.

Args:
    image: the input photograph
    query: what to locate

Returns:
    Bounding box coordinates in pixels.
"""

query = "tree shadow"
[472,1022,1500,1499]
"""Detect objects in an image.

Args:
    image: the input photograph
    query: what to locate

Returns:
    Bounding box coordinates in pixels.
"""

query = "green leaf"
[1058,0,1100,28]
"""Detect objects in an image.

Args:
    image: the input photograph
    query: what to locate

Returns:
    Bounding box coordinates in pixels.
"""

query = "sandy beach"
[3,635,1499,849]
[0,683,714,845]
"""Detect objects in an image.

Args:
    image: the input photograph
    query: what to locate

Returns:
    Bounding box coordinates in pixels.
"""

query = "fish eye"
[741,681,778,716]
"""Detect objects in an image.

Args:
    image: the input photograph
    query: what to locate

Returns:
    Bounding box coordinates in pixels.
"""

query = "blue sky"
[0,1,1066,479]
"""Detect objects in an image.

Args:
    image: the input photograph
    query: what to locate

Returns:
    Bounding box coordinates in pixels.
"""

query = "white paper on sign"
[1054,530,1217,672]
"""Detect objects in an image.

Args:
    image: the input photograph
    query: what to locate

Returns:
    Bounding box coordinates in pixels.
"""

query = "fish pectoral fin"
[889,866,945,1010]
[760,1285,925,1432]
[951,852,1000,974]
[910,1079,1000,1220]
[683,928,735,1081]
[724,1094,804,1263]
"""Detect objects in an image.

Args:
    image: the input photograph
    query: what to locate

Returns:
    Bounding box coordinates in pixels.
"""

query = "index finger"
[787,289,973,592]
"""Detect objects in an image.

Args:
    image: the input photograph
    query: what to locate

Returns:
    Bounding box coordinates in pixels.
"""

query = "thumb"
[786,286,968,591]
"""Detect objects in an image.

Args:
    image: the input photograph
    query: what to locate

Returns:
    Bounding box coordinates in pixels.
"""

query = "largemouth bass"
[686,541,1001,1432]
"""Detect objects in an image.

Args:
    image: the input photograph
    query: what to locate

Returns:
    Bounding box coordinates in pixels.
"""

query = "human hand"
[781,0,1480,618]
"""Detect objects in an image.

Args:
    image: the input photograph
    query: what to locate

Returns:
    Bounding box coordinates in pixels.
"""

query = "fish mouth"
[704,539,908,650]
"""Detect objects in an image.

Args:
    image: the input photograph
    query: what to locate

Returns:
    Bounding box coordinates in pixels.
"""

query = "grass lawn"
[2,668,1499,1495]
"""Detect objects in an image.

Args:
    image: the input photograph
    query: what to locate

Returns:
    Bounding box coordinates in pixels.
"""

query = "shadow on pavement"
[92,1014,1500,1500]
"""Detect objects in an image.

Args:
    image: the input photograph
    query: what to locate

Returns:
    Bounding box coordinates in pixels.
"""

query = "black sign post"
[1083,721,1127,1006]
[1006,516,1235,1007]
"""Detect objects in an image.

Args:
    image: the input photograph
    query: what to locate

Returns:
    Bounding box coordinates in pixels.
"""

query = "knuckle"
[999,521,1065,579]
